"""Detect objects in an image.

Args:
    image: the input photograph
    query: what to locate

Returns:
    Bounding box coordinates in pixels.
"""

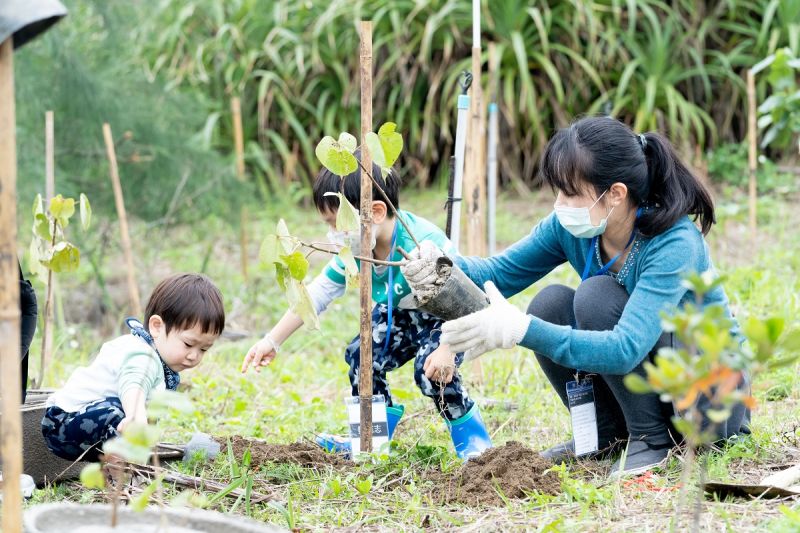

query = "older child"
[241,158,492,459]
[42,273,225,461]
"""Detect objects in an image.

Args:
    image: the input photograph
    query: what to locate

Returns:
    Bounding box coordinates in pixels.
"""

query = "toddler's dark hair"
[145,273,225,335]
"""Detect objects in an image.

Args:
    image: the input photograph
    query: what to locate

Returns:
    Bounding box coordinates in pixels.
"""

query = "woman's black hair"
[540,116,715,236]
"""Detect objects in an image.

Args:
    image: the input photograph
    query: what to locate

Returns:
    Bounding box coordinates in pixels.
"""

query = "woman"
[402,116,749,476]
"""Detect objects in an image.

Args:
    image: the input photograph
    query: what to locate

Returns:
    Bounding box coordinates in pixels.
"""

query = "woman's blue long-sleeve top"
[455,213,738,375]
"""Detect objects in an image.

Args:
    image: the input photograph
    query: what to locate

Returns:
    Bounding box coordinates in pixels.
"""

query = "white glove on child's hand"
[400,240,444,292]
[441,281,532,361]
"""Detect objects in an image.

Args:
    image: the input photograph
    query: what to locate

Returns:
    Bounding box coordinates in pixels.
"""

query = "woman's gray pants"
[527,275,750,450]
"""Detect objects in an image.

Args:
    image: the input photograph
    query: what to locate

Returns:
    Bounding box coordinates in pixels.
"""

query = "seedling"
[78,390,195,527]
[29,192,91,386]
[624,270,800,531]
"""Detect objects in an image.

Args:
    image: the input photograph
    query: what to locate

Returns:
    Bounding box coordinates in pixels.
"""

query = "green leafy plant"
[625,271,800,531]
[78,390,195,527]
[757,47,800,152]
[29,193,91,277]
[258,122,414,329]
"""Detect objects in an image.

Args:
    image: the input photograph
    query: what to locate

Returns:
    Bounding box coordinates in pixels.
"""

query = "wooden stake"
[467,1,486,382]
[0,36,25,532]
[240,207,249,282]
[103,123,143,318]
[746,70,758,242]
[232,96,246,181]
[39,110,56,387]
[358,20,374,454]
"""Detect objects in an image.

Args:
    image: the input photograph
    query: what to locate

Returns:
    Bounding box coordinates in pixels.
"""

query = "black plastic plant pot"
[24,503,287,533]
[415,256,489,321]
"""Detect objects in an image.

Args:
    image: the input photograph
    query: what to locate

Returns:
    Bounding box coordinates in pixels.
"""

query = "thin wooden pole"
[232,96,246,181]
[358,20,374,454]
[465,0,487,258]
[0,36,25,532]
[240,207,249,282]
[746,70,758,242]
[39,110,56,387]
[103,123,143,318]
[468,0,485,383]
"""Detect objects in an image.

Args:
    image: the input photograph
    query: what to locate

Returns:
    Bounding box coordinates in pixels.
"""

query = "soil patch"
[221,435,350,469]
[432,441,560,506]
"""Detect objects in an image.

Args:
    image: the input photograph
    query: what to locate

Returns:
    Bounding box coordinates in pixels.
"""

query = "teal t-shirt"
[323,210,454,308]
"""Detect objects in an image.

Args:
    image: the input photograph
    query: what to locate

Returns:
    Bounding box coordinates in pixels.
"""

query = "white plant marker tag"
[566,377,599,457]
[347,395,389,458]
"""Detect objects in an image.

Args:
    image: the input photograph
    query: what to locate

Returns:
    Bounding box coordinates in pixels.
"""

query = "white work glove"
[441,281,532,361]
[400,240,444,292]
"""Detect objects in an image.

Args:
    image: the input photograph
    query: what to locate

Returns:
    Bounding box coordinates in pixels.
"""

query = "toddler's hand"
[423,344,457,384]
[241,335,279,373]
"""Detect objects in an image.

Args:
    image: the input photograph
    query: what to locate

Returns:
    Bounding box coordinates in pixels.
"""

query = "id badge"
[566,377,599,456]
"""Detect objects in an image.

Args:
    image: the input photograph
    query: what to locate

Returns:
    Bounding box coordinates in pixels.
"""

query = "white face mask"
[553,190,615,239]
[326,226,378,256]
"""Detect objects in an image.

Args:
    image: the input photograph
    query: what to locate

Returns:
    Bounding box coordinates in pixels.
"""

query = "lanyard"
[382,222,399,356]
[580,231,636,282]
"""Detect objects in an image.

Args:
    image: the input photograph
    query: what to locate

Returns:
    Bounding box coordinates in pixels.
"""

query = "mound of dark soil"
[222,435,350,469]
[433,441,560,506]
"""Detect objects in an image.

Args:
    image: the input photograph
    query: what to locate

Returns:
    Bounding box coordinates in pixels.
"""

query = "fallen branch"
[123,462,279,504]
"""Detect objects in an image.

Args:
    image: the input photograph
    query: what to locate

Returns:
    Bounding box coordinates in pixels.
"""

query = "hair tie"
[638,134,647,151]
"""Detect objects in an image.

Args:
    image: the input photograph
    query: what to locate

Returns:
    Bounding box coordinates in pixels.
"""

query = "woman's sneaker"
[609,439,672,477]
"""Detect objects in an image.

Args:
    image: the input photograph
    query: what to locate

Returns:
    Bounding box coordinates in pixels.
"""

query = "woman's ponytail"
[638,132,715,236]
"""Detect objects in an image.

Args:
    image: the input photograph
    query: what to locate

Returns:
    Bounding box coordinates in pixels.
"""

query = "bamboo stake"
[231,96,246,181]
[240,207,249,282]
[39,110,56,387]
[358,20,374,454]
[468,0,485,383]
[0,36,24,532]
[746,70,758,242]
[465,0,487,258]
[103,123,143,318]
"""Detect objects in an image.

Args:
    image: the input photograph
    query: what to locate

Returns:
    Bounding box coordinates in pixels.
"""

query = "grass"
[22,186,800,532]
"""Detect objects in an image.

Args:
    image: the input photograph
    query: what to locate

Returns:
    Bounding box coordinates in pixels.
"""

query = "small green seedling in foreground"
[78,390,196,526]
[625,270,800,532]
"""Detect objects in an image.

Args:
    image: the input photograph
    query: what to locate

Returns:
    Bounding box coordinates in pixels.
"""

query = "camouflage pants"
[41,397,125,461]
[344,304,474,421]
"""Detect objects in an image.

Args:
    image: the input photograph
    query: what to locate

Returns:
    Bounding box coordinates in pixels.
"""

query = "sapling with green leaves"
[249,122,412,340]
[624,270,800,531]
[30,192,91,386]
[79,390,195,527]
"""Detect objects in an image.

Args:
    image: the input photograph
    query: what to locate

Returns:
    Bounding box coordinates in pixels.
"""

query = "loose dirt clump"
[222,435,350,469]
[433,441,560,506]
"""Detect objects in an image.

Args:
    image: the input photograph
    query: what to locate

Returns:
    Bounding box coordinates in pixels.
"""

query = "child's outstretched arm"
[241,310,303,373]
[242,271,345,373]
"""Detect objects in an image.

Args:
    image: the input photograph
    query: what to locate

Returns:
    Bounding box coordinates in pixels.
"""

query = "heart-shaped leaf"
[337,132,357,153]
[79,463,106,490]
[259,234,281,266]
[315,136,358,177]
[323,192,360,232]
[42,241,80,273]
[49,194,75,229]
[281,251,310,281]
[377,122,403,168]
[80,193,92,231]
[275,219,295,253]
[33,213,52,241]
[338,245,359,288]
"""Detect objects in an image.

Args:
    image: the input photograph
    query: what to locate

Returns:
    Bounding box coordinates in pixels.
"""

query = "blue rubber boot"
[446,404,493,459]
[316,404,405,455]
